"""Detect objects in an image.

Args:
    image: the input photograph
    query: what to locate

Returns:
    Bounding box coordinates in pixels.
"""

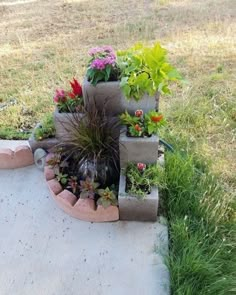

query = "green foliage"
[86,64,119,86]
[0,127,30,140]
[57,96,84,113]
[160,151,236,295]
[56,172,68,185]
[144,111,166,135]
[120,111,140,126]
[97,187,118,208]
[117,42,182,101]
[120,109,166,136]
[34,113,56,141]
[125,162,165,198]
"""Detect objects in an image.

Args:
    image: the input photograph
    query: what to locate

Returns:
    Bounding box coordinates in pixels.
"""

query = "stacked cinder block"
[118,131,159,221]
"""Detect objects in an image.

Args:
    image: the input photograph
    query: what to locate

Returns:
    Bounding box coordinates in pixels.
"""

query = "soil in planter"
[126,130,151,138]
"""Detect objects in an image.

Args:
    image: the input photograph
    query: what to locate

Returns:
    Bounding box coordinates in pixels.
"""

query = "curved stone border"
[0,145,34,169]
[44,156,119,222]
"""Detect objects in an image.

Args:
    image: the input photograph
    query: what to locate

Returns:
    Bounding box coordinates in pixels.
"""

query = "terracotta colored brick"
[44,166,55,181]
[74,198,96,212]
[47,178,63,196]
[96,205,119,222]
[14,145,34,168]
[46,181,120,222]
[0,149,14,169]
[57,190,77,207]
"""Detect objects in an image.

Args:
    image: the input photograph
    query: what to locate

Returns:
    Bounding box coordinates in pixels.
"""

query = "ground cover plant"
[0,0,235,294]
[125,162,164,198]
[33,113,55,141]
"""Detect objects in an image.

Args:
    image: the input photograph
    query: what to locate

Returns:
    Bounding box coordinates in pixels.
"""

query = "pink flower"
[91,59,106,70]
[137,163,146,171]
[135,110,143,117]
[53,89,66,103]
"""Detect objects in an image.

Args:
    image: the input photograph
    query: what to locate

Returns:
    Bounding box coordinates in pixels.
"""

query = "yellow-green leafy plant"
[34,113,56,141]
[97,187,118,208]
[117,42,182,101]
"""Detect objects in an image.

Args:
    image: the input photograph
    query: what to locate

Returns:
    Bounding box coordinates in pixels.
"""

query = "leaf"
[61,178,67,185]
[97,189,105,197]
[102,199,111,209]
[80,191,89,199]
[120,77,129,88]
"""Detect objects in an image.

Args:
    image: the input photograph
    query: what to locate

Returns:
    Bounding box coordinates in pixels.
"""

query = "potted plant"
[97,187,118,208]
[119,109,166,167]
[83,45,123,116]
[83,43,182,115]
[51,101,120,190]
[118,162,164,221]
[53,78,84,138]
[28,113,58,152]
[117,42,182,102]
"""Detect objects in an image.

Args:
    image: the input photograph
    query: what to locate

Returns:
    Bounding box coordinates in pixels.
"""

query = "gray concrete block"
[82,78,159,116]
[28,135,59,153]
[53,109,83,139]
[119,131,159,168]
[28,123,59,153]
[118,174,159,221]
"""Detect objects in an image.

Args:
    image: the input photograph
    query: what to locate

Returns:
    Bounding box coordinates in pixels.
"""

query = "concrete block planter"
[28,124,59,153]
[119,131,159,168]
[53,109,83,139]
[82,79,159,116]
[118,174,159,221]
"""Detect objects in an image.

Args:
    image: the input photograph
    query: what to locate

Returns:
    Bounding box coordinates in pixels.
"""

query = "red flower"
[135,109,143,117]
[151,115,163,123]
[70,78,82,97]
[68,92,76,99]
[137,163,146,171]
[134,124,142,132]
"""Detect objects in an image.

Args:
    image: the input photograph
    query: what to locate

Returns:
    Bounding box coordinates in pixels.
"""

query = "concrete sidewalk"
[0,141,169,295]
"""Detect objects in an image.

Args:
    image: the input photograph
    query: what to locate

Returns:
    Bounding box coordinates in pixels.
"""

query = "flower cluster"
[53,78,83,113]
[120,109,165,137]
[86,46,119,85]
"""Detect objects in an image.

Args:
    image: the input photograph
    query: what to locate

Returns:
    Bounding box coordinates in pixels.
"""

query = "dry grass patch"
[0,0,235,178]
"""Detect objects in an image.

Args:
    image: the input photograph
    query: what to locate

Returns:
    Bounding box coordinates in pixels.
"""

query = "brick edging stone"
[45,154,119,222]
[0,145,34,169]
